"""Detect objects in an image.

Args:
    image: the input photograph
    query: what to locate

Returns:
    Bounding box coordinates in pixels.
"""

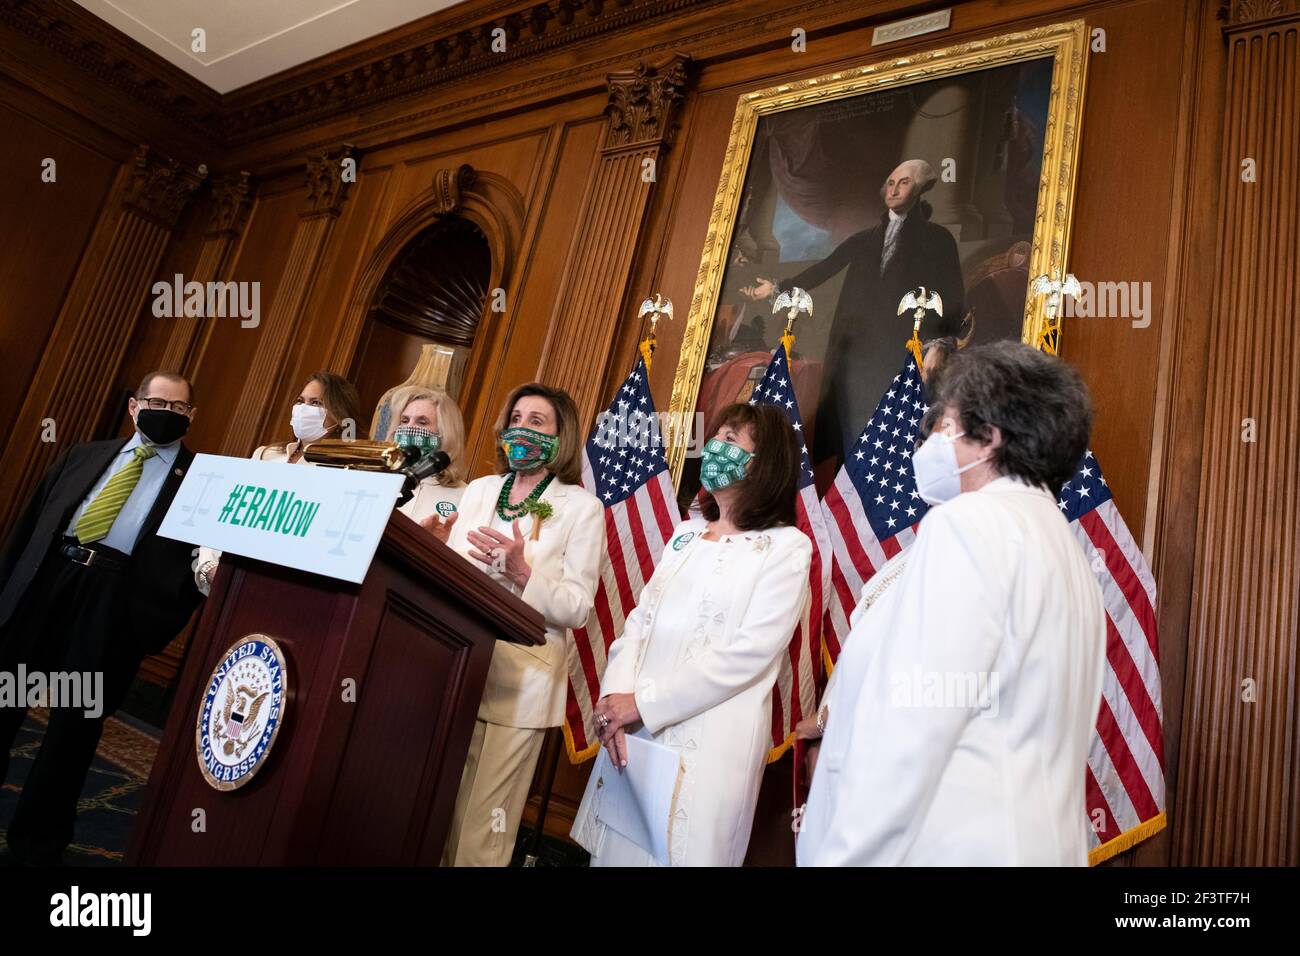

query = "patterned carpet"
[2,709,587,866]
[0,708,160,866]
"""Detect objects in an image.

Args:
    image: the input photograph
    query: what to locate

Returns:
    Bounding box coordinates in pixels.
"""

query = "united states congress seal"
[195,634,288,792]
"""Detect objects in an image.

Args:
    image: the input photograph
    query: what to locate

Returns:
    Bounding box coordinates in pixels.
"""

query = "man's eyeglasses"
[137,397,195,415]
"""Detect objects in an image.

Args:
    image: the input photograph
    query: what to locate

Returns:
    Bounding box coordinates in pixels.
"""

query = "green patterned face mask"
[394,425,441,455]
[501,426,558,472]
[699,437,753,491]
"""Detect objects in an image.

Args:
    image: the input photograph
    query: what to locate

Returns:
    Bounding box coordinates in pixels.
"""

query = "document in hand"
[593,734,680,866]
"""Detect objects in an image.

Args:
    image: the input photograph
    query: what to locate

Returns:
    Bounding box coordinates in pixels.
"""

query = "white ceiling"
[72,0,460,94]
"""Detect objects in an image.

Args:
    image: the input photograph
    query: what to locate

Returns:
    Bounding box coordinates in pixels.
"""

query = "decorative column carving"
[1174,0,1300,865]
[0,144,203,536]
[156,171,253,377]
[538,54,692,422]
[431,163,477,214]
[220,146,357,456]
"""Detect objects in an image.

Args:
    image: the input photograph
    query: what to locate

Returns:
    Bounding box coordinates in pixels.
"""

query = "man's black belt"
[59,538,131,573]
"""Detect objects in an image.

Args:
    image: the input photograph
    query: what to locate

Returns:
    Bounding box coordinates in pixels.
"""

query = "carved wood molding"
[221,0,721,141]
[328,167,527,427]
[2,0,731,147]
[1225,0,1300,27]
[0,0,221,136]
[205,171,253,238]
[302,144,359,218]
[604,53,691,150]
[121,144,206,228]
[431,163,478,215]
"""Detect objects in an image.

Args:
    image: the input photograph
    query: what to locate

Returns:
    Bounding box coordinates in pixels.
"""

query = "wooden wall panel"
[537,55,692,424]
[0,100,117,442]
[116,199,208,424]
[460,116,607,473]
[277,162,398,427]
[1125,0,1227,866]
[0,146,203,535]
[1174,0,1300,866]
[1055,0,1191,542]
[182,182,304,456]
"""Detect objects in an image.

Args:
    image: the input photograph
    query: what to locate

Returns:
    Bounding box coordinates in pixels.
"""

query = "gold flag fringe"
[1088,811,1167,865]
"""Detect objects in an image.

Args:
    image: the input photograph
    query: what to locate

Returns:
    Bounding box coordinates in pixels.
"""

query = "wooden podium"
[126,510,543,865]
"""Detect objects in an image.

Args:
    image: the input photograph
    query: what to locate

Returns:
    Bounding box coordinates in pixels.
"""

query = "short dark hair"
[493,382,583,485]
[136,370,193,404]
[928,341,1092,496]
[700,402,799,531]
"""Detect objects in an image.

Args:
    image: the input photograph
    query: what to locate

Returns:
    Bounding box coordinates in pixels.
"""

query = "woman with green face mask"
[571,402,811,867]
[390,387,469,539]
[441,382,604,867]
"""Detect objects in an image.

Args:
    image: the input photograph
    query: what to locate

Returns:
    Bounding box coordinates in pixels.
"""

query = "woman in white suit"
[388,386,469,533]
[442,382,604,867]
[797,341,1107,866]
[194,371,362,595]
[571,402,811,867]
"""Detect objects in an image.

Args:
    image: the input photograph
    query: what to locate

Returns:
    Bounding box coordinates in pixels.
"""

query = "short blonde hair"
[387,386,468,486]
[493,382,583,485]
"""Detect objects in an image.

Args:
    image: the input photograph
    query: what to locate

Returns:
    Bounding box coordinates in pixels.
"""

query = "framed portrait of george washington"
[666,20,1090,494]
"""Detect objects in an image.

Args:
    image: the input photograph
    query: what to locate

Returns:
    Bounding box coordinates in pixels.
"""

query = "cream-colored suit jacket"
[447,472,604,729]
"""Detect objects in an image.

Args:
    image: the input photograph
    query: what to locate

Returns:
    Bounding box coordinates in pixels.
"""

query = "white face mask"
[912,431,989,505]
[291,404,330,443]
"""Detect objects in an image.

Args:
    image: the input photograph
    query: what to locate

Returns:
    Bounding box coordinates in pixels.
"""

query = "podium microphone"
[397,446,452,506]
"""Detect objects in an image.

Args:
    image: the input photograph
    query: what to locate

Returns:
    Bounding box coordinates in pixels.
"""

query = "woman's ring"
[597,714,610,729]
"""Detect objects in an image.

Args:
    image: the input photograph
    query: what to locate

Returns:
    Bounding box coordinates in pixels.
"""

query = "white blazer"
[797,476,1107,866]
[600,519,812,736]
[447,472,604,729]
[574,519,811,866]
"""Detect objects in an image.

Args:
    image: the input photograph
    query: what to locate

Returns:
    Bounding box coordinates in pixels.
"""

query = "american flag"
[1058,451,1166,864]
[820,358,930,662]
[565,357,680,761]
[747,343,830,757]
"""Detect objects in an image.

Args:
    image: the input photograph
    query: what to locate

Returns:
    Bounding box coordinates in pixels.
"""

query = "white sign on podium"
[158,454,405,584]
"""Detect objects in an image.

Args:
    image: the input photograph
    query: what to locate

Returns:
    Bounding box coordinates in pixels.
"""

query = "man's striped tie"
[74,445,157,544]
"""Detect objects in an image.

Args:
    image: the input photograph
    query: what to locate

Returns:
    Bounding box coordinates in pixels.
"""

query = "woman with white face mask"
[798,341,1108,867]
[193,372,362,595]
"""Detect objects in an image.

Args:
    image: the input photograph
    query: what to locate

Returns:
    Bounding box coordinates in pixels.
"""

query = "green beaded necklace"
[496,471,555,522]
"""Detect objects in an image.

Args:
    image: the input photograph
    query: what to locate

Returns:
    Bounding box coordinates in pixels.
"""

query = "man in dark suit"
[0,370,204,865]
[742,159,965,468]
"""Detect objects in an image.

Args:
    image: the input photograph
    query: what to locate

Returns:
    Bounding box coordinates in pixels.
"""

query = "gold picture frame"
[665,19,1090,484]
